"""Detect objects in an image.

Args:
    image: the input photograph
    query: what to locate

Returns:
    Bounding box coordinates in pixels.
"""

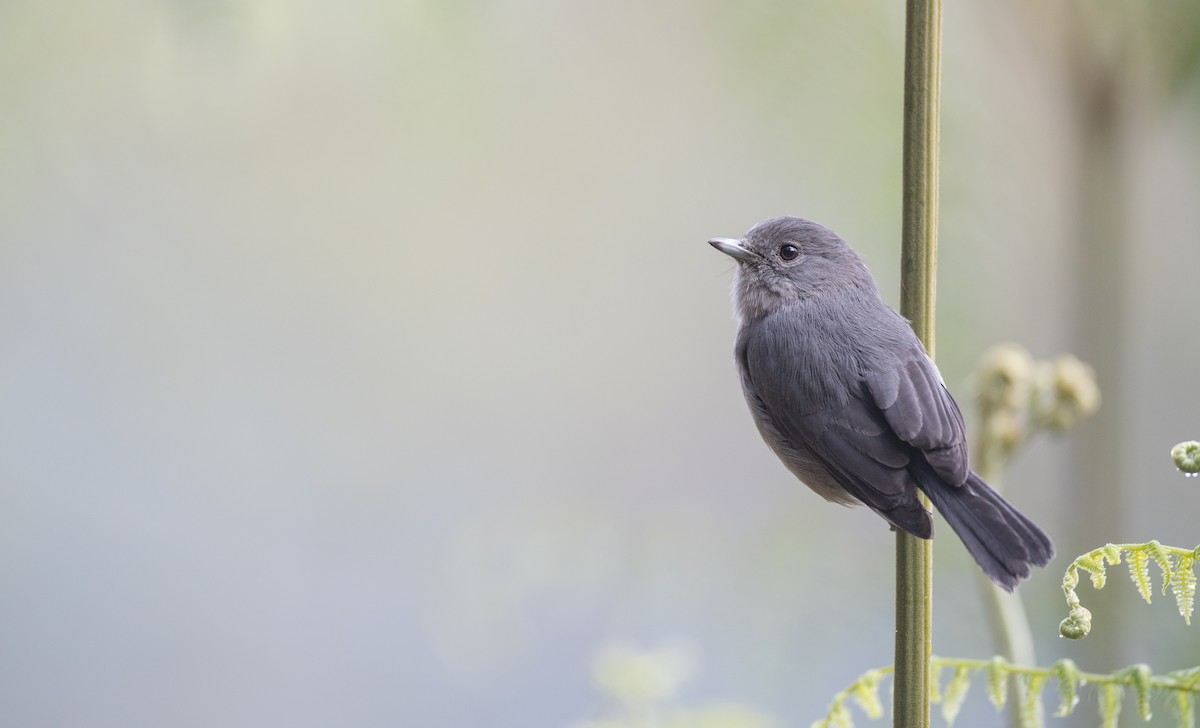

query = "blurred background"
[3,1,1200,726]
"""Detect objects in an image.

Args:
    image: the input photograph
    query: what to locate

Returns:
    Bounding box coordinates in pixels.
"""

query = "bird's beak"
[708,237,756,262]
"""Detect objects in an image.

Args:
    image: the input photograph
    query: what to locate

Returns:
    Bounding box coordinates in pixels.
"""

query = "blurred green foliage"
[573,642,775,728]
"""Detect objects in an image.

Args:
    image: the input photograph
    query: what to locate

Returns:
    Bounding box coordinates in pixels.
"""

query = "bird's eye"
[779,244,800,261]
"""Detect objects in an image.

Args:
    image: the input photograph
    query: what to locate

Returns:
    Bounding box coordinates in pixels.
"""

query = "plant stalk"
[972,470,1037,728]
[894,0,942,726]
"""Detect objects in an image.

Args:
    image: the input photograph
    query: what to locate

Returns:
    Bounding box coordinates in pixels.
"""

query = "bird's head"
[709,216,876,324]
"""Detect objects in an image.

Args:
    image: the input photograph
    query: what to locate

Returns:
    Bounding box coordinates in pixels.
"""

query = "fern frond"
[1146,540,1177,595]
[1062,541,1200,638]
[1099,683,1123,728]
[987,656,1010,709]
[929,663,944,705]
[1128,549,1153,603]
[1122,664,1154,721]
[1170,666,1200,688]
[1171,554,1197,625]
[849,670,884,719]
[814,657,1200,727]
[1176,690,1195,728]
[811,667,893,728]
[940,665,971,727]
[1020,674,1046,728]
[1077,553,1108,589]
[1051,659,1081,717]
[833,701,854,728]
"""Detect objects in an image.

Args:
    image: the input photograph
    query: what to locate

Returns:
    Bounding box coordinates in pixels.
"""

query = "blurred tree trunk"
[1064,40,1130,679]
[1023,0,1200,695]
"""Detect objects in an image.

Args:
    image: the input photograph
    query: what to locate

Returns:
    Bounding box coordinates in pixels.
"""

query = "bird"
[709,216,1053,590]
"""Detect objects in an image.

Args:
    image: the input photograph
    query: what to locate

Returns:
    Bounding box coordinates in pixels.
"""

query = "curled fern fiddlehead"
[1173,440,1200,475]
[1061,541,1200,638]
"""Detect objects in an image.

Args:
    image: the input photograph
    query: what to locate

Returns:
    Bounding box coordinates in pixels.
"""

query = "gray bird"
[710,216,1053,590]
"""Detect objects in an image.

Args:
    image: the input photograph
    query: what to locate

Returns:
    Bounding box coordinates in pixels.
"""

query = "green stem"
[973,466,1038,728]
[895,0,941,726]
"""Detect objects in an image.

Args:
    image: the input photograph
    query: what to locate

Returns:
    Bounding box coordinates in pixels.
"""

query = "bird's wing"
[740,315,923,527]
[740,310,971,534]
[862,343,969,486]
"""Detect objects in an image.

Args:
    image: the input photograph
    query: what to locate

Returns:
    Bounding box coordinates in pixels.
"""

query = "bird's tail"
[918,470,1055,591]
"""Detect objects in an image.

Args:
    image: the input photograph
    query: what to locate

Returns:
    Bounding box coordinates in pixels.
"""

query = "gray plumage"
[710,216,1053,591]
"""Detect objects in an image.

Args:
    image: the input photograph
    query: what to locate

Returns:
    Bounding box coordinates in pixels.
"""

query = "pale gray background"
[3,2,1200,726]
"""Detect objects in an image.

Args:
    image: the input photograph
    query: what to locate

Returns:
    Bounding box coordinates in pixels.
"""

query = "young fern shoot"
[1060,541,1200,639]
